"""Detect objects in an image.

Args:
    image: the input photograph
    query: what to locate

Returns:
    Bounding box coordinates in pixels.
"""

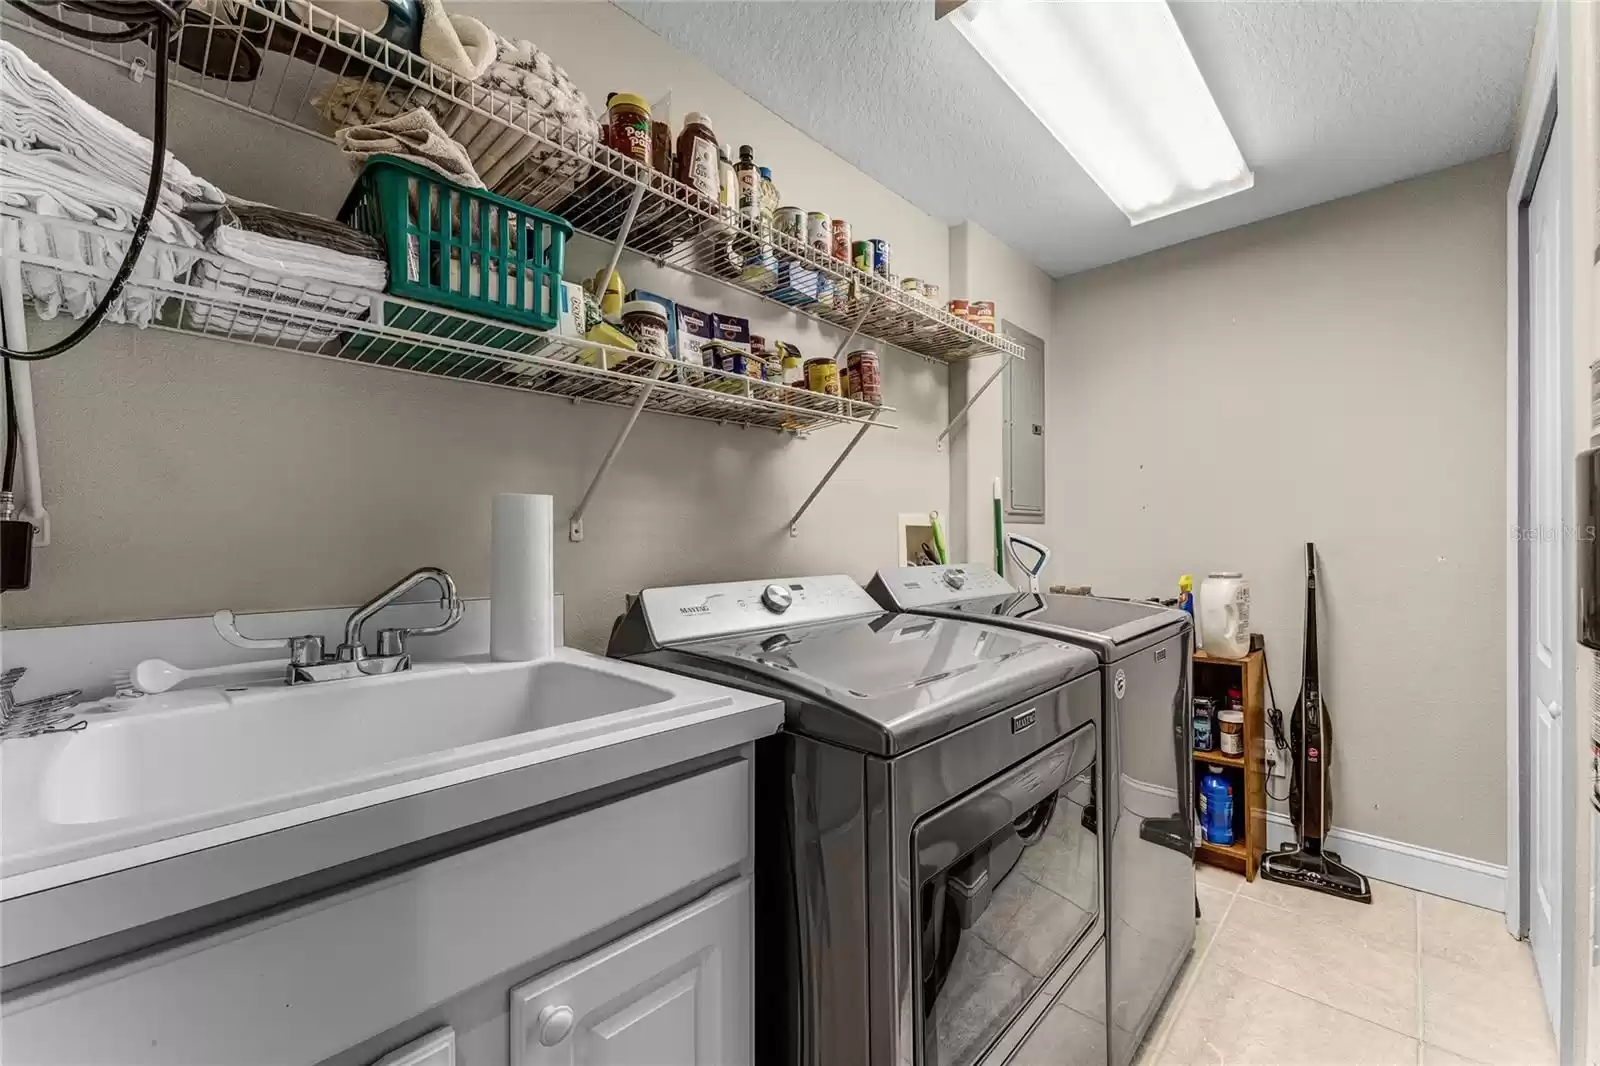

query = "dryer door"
[912,725,1099,1066]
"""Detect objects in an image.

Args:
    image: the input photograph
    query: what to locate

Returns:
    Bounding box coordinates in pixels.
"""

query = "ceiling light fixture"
[946,0,1253,225]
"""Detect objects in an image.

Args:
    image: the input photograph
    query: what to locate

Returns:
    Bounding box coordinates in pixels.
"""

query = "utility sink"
[1,651,737,885]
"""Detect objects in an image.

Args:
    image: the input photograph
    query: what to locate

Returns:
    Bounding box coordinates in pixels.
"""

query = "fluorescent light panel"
[949,0,1253,225]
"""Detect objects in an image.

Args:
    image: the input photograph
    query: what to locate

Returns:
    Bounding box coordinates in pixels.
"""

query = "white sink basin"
[38,659,673,827]
[0,651,728,885]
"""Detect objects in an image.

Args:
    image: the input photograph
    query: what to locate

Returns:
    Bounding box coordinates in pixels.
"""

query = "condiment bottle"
[605,93,651,166]
[675,112,720,204]
[757,166,779,231]
[718,144,735,213]
[778,342,804,388]
[650,119,673,176]
[735,145,760,225]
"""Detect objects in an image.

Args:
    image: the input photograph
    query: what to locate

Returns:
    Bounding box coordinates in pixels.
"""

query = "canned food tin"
[870,238,891,278]
[923,281,940,303]
[831,218,852,261]
[775,206,805,242]
[806,212,831,253]
[847,348,881,405]
[805,357,841,397]
[852,240,873,273]
[968,300,996,332]
[947,299,969,319]
[901,277,922,294]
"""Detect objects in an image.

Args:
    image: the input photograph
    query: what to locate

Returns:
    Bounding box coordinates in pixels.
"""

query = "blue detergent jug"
[1199,768,1235,846]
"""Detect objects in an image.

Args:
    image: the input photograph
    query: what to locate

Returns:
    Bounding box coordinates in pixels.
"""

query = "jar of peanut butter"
[606,93,651,166]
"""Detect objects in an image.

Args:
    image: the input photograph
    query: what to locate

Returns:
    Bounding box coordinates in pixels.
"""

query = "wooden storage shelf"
[1196,839,1249,862]
[1192,647,1268,881]
[1192,749,1245,770]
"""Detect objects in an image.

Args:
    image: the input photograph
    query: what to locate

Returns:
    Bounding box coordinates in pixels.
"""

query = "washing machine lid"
[677,612,1095,754]
[868,566,1189,661]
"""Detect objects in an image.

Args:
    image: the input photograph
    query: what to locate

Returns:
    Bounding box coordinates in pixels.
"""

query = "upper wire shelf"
[0,207,895,434]
[3,0,1024,365]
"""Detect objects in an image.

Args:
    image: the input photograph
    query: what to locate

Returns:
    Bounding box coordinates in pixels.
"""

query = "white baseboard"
[1265,813,1507,911]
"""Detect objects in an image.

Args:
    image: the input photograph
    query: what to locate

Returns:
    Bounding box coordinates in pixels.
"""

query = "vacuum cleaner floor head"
[1260,845,1373,905]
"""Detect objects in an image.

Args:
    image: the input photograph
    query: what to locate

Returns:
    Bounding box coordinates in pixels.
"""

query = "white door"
[509,878,751,1066]
[1526,120,1565,1028]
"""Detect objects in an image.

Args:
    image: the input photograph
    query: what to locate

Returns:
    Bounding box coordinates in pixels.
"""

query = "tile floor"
[1136,864,1557,1065]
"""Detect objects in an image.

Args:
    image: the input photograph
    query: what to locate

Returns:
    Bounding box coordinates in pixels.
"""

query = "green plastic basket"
[338,155,572,332]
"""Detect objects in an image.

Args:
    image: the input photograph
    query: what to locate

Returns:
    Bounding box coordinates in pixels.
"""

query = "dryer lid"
[869,567,1189,662]
[678,612,1095,755]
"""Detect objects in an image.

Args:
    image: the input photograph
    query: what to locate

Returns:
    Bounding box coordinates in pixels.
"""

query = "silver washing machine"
[868,566,1195,1066]
[608,574,1106,1066]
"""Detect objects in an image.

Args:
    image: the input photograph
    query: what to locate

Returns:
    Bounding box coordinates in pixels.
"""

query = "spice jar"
[620,298,671,361]
[1218,709,1244,757]
[847,349,881,405]
[606,93,652,166]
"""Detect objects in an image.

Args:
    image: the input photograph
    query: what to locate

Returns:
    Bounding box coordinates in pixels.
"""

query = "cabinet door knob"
[536,1004,575,1047]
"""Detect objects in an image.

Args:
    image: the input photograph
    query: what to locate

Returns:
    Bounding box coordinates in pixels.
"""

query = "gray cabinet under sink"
[1,757,756,1066]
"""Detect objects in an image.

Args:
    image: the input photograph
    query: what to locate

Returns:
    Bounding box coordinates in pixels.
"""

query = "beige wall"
[3,3,969,650]
[1050,156,1510,863]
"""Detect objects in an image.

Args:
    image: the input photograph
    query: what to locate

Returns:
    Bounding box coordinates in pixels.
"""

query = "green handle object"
[929,512,948,565]
[993,494,1004,577]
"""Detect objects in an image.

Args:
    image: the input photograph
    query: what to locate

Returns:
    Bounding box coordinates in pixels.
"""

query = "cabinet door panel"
[511,878,751,1066]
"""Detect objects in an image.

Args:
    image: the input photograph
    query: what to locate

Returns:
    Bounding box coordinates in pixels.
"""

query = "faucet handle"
[213,610,325,667]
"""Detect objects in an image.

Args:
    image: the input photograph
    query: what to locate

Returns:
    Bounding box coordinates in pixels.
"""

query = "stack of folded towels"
[0,39,222,326]
[188,197,389,344]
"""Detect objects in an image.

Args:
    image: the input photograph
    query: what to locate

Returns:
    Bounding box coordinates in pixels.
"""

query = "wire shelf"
[0,207,895,434]
[3,0,1024,364]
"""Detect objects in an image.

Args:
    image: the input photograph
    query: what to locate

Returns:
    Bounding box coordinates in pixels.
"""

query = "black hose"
[1,1,184,361]
[2,357,16,494]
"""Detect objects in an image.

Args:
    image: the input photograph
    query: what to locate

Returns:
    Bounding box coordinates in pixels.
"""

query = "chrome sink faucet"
[215,567,465,686]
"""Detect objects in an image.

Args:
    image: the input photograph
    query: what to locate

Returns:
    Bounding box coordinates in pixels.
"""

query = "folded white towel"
[419,0,494,82]
[0,40,224,216]
[210,225,389,290]
[192,224,386,344]
[186,257,378,345]
[0,144,204,326]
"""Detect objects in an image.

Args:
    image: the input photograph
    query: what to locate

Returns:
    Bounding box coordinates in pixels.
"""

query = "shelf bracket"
[829,291,881,361]
[569,183,650,542]
[936,351,1015,452]
[569,366,665,542]
[788,410,880,537]
[597,183,646,292]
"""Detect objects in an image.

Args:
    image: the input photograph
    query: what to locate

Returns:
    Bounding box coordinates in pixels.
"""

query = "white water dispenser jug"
[1199,571,1251,657]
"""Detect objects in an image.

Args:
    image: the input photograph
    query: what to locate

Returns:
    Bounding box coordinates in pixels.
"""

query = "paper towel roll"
[491,493,554,662]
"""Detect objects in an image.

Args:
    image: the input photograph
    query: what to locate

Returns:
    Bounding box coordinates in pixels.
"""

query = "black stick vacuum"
[1260,542,1373,904]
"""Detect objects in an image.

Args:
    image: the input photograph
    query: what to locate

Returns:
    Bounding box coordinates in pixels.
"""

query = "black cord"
[2,357,17,494]
[1262,648,1292,802]
[1,1,184,361]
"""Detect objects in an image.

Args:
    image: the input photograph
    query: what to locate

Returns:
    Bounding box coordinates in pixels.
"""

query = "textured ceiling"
[617,0,1537,277]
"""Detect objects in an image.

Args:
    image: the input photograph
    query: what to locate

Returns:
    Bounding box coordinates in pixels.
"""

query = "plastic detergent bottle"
[1199,768,1234,846]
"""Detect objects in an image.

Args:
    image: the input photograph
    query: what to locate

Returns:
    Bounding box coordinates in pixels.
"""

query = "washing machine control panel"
[643,574,881,644]
[872,565,1015,608]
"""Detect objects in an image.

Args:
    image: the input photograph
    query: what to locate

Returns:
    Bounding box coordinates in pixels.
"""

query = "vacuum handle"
[1005,533,1050,594]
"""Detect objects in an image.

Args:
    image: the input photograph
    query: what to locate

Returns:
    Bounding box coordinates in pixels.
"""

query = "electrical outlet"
[1267,751,1289,781]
